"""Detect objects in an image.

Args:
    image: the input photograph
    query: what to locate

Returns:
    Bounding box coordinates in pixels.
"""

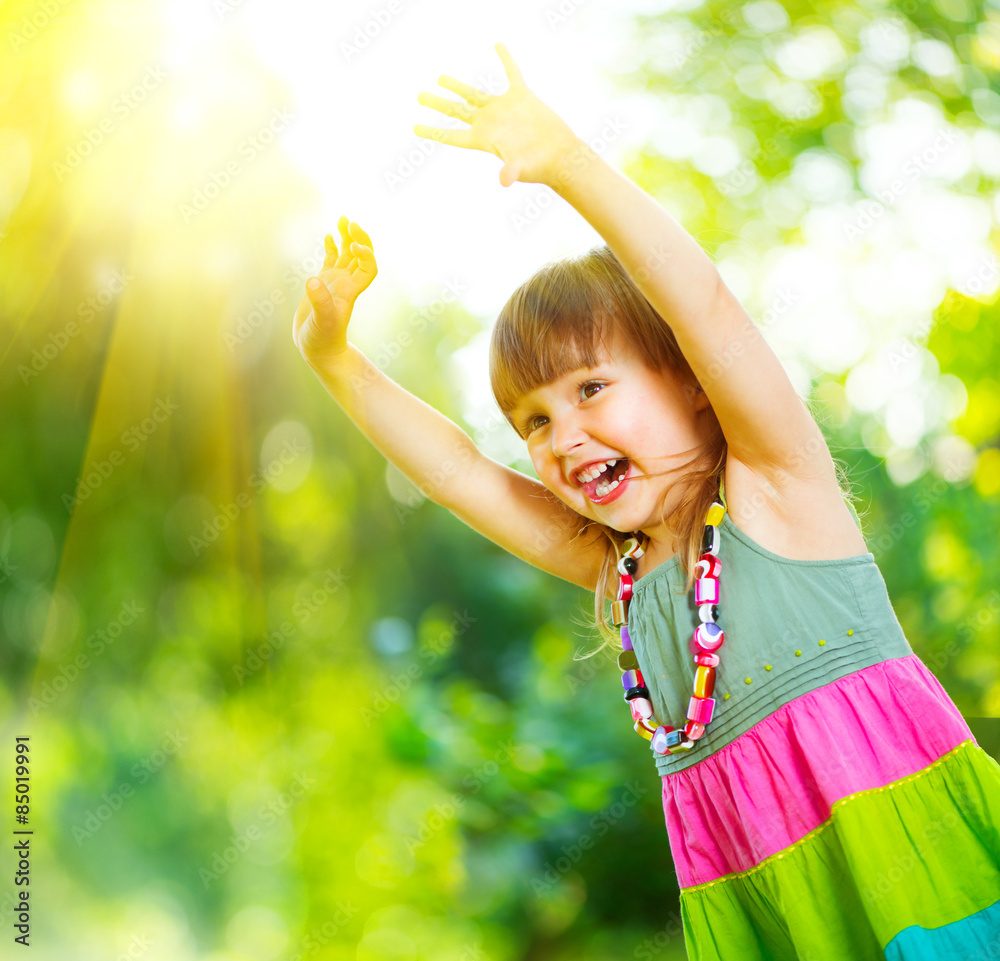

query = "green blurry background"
[1,0,999,958]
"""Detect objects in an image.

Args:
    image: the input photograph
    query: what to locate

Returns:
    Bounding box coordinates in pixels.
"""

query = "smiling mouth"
[580,458,630,502]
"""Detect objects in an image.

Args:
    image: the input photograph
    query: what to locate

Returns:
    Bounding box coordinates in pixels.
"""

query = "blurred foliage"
[0,0,998,959]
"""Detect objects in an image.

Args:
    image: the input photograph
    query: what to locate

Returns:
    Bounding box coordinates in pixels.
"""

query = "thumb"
[302,277,349,354]
[499,162,520,188]
[305,277,339,324]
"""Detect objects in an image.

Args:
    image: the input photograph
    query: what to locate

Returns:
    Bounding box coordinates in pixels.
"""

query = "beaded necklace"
[611,496,727,756]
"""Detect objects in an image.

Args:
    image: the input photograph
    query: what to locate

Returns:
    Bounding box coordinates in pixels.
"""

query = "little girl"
[293,43,1000,960]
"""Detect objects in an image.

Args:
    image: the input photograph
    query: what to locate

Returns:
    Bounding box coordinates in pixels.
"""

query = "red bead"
[692,621,724,654]
[696,553,722,579]
[684,719,706,740]
[688,695,715,724]
[629,697,654,721]
[617,574,633,602]
[694,652,720,667]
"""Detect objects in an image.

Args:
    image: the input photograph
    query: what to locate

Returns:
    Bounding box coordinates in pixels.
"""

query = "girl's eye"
[522,382,604,437]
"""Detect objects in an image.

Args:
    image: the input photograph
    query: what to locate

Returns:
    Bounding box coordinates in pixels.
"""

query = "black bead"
[623,556,637,575]
[624,685,650,701]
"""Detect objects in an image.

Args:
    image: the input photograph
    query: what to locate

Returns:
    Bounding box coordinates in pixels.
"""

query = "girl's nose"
[550,416,587,458]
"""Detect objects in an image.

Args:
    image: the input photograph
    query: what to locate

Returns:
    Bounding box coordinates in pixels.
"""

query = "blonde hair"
[489,244,728,657]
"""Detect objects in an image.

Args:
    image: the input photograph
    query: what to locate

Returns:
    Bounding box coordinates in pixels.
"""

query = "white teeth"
[577,458,619,484]
[594,478,621,498]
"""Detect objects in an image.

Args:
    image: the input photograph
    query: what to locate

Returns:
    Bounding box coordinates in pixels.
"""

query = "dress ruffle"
[661,655,1000,959]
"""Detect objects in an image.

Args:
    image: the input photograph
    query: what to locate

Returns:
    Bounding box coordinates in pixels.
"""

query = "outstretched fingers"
[436,74,492,106]
[494,42,524,87]
[413,123,474,148]
[417,90,475,123]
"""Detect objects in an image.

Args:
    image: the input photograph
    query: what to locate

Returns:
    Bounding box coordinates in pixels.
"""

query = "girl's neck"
[636,533,681,579]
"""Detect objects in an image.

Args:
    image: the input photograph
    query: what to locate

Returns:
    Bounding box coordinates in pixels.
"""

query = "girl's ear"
[682,378,711,411]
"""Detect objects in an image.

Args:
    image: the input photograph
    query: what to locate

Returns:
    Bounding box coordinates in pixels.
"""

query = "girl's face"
[509,333,712,540]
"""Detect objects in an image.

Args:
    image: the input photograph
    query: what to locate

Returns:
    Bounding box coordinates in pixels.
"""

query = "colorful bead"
[688,696,715,724]
[634,715,658,735]
[702,525,720,554]
[694,665,716,698]
[617,575,633,602]
[693,621,725,653]
[621,536,644,557]
[698,603,719,624]
[629,697,654,720]
[617,649,639,671]
[634,721,654,741]
[614,489,728,762]
[683,719,706,740]
[695,576,719,605]
[650,725,673,754]
[795,650,802,656]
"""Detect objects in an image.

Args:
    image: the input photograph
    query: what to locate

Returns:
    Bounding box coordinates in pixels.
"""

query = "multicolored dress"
[626,481,1000,960]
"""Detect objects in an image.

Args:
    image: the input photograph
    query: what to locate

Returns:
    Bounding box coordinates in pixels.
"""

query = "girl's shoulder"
[722,454,870,564]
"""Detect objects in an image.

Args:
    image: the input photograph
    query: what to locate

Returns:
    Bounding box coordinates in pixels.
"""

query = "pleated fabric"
[662,654,1000,960]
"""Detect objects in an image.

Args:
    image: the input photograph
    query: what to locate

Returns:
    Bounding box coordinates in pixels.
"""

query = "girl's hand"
[414,42,579,188]
[293,216,377,368]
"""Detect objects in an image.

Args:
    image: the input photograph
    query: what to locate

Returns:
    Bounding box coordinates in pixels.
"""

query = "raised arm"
[293,219,610,595]
[415,44,836,491]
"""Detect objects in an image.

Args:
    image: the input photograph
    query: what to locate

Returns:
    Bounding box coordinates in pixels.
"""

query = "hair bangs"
[489,260,621,427]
